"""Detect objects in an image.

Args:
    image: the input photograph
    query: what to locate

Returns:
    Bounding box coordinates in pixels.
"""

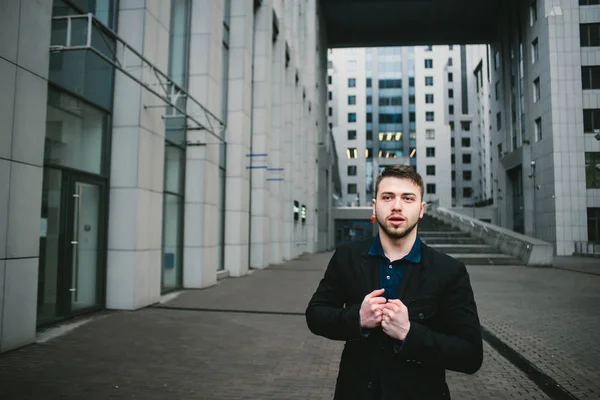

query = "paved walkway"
[0,252,598,399]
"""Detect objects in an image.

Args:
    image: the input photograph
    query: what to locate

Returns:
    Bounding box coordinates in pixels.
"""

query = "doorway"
[38,169,106,324]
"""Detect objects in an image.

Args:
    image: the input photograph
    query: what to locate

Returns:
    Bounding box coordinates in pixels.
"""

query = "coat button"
[367,382,373,389]
[418,312,425,320]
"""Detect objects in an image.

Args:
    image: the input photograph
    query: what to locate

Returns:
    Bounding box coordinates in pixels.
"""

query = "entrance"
[38,169,106,324]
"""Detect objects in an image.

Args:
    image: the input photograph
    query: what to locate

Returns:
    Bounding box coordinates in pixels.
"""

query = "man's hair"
[375,165,424,199]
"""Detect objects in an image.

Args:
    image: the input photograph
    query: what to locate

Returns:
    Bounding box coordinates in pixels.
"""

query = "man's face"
[372,177,425,240]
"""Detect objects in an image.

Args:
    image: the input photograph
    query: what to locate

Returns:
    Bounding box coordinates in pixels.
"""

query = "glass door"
[69,180,103,311]
[37,171,105,324]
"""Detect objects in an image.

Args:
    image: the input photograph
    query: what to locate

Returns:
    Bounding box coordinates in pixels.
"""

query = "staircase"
[419,215,524,265]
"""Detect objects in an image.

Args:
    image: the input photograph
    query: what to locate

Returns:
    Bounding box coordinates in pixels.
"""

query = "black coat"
[306,237,483,400]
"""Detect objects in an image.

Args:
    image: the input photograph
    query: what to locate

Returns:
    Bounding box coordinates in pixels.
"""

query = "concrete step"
[422,237,484,245]
[446,253,524,265]
[429,244,499,254]
[419,231,472,236]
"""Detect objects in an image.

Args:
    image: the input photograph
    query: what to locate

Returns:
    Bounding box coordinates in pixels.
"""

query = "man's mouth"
[388,215,406,224]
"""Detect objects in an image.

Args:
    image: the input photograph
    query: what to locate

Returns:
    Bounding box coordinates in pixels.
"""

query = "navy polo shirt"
[368,233,422,300]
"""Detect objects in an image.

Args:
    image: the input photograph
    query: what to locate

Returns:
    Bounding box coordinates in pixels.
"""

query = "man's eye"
[383,196,391,200]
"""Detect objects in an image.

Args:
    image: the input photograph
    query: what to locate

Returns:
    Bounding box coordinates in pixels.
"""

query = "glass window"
[426,184,436,194]
[463,187,472,198]
[348,166,357,176]
[582,66,600,89]
[347,148,358,159]
[585,153,600,188]
[348,130,357,140]
[425,59,433,68]
[426,112,434,121]
[449,105,454,115]
[533,78,540,102]
[530,0,537,26]
[580,23,600,47]
[426,147,435,157]
[164,145,185,194]
[425,76,434,86]
[449,89,454,99]
[348,113,357,122]
[584,109,600,133]
[532,38,539,63]
[162,193,183,290]
[45,87,108,175]
[461,121,471,131]
[426,165,436,175]
[348,95,357,105]
[425,94,434,104]
[495,50,500,70]
[588,208,600,242]
[463,170,472,181]
[463,154,472,164]
[462,138,471,147]
[497,112,502,131]
[347,184,357,194]
[495,82,500,100]
[426,129,435,139]
[535,117,542,141]
[448,72,454,82]
[580,0,600,5]
[348,78,356,87]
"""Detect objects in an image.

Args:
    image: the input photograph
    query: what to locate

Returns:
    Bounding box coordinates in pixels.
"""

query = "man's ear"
[420,201,426,219]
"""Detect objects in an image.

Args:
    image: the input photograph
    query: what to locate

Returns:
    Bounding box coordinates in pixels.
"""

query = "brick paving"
[0,250,596,399]
[467,264,600,399]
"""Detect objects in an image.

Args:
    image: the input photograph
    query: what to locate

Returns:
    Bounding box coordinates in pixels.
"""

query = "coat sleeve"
[397,263,483,374]
[305,250,363,341]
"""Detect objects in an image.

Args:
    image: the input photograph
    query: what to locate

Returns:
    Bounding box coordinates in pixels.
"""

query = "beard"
[376,213,419,240]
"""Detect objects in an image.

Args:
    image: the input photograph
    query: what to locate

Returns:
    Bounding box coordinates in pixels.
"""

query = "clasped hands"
[359,288,410,341]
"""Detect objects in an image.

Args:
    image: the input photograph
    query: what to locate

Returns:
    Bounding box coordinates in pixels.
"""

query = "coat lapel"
[359,254,380,294]
[398,242,428,303]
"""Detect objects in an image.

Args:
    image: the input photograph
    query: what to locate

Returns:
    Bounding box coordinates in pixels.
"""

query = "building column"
[184,0,225,287]
[107,1,170,309]
[250,0,273,269]
[0,0,51,352]
[268,14,285,265]
[224,0,254,277]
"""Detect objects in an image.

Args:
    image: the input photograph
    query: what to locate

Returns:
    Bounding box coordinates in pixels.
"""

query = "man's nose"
[391,197,403,210]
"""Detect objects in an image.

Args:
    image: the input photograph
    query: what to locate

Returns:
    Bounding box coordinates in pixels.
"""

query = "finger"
[387,299,404,308]
[365,288,385,299]
[370,296,388,304]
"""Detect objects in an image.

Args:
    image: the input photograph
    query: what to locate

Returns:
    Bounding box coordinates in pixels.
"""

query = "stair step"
[422,238,484,244]
[448,253,524,266]
[429,244,498,254]
[419,230,469,236]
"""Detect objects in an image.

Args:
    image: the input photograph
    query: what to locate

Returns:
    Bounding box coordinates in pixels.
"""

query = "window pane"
[45,88,107,175]
[162,193,183,290]
[164,144,185,194]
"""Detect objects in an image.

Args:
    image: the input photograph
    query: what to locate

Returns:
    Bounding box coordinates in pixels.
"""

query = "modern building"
[490,0,600,255]
[0,0,334,353]
[327,44,491,209]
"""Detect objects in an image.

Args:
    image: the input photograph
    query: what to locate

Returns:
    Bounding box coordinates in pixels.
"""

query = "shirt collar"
[368,233,422,263]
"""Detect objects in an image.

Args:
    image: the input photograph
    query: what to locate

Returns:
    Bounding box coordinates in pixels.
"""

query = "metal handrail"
[49,13,225,145]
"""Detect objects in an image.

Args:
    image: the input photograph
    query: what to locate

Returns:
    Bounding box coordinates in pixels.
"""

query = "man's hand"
[381,299,411,340]
[359,289,387,328]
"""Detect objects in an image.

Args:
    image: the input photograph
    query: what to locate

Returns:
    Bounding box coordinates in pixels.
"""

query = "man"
[306,165,482,400]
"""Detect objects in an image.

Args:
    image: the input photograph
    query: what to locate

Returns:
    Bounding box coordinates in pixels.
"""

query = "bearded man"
[306,165,483,400]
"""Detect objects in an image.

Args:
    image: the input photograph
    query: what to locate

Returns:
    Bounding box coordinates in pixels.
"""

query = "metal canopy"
[320,0,503,48]
[49,13,225,146]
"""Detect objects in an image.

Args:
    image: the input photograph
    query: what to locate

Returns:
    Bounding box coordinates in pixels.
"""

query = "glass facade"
[38,0,116,324]
[162,0,191,291]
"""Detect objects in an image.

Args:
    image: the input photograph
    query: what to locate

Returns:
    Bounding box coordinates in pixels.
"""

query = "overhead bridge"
[320,0,503,48]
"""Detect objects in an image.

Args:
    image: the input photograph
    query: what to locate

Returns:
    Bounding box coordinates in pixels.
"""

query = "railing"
[430,206,554,266]
[574,241,600,257]
[49,13,225,145]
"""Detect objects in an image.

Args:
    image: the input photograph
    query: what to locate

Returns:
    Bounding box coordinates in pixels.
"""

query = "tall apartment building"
[490,0,600,255]
[328,45,490,209]
[0,0,332,353]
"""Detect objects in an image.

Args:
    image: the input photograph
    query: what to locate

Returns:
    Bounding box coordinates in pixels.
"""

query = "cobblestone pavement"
[0,251,596,399]
[467,263,600,399]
